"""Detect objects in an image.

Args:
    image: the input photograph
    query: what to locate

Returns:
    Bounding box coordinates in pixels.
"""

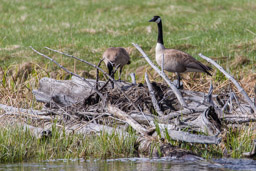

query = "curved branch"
[132,43,187,108]
[198,53,256,114]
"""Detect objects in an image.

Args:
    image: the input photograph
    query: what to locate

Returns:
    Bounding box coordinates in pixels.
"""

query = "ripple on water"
[0,158,256,171]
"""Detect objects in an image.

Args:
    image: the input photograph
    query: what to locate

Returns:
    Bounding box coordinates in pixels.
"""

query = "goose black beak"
[148,18,154,22]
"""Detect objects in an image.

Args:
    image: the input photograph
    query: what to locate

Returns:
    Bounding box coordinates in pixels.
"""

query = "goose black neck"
[157,21,164,45]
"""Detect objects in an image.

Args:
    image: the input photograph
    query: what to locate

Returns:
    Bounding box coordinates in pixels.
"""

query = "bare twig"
[198,53,256,113]
[205,80,214,105]
[132,43,187,108]
[145,72,164,116]
[108,104,148,136]
[96,58,104,90]
[30,46,106,104]
[0,103,46,115]
[130,73,136,84]
[44,47,139,111]
[159,107,207,122]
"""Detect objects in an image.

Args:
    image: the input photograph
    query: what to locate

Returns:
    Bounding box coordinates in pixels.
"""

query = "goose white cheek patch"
[155,18,161,23]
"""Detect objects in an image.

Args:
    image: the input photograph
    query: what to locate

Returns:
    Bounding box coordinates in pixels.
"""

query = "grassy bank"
[0,123,255,162]
[0,124,137,163]
[0,0,256,163]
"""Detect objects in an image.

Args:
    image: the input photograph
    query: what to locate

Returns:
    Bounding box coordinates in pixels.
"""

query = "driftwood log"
[1,45,255,158]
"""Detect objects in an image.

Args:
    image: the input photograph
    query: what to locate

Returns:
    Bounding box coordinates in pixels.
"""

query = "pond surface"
[1,157,256,171]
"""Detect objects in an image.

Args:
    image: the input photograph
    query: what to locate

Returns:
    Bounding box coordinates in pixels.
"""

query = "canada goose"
[149,16,212,89]
[103,47,131,86]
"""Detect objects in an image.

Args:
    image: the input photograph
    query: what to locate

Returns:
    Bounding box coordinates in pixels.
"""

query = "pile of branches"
[1,44,256,158]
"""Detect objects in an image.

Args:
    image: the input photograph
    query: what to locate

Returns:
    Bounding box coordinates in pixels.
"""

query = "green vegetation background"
[1,0,255,74]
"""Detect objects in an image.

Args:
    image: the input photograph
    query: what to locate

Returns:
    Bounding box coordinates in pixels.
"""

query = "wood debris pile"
[1,44,256,158]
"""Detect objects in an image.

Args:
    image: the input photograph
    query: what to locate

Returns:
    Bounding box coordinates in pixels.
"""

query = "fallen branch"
[30,46,106,105]
[0,103,47,115]
[44,47,139,111]
[108,104,148,136]
[145,72,164,116]
[130,73,136,84]
[198,53,256,113]
[132,43,187,108]
[160,128,221,144]
[159,107,207,122]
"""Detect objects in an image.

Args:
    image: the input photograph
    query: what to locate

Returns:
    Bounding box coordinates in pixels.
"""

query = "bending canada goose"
[103,47,131,86]
[149,16,212,88]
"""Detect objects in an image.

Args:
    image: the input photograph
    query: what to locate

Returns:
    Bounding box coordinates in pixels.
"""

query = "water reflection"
[0,157,256,171]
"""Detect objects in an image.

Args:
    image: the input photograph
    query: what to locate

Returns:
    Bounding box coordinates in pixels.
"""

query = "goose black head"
[149,16,161,23]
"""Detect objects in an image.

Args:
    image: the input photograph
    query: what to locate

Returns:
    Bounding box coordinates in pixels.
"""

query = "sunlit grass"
[0,124,137,163]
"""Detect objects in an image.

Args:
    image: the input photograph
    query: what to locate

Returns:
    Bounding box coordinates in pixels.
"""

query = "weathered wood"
[130,113,154,125]
[0,103,47,115]
[199,53,256,113]
[130,73,136,84]
[159,107,207,122]
[189,107,221,136]
[145,72,164,116]
[160,128,221,144]
[30,46,106,104]
[133,43,187,108]
[108,104,148,135]
[44,47,139,111]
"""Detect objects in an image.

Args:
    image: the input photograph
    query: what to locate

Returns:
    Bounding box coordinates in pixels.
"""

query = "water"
[0,157,256,171]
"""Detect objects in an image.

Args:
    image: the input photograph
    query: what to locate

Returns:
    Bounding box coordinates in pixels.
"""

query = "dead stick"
[159,107,207,122]
[44,47,139,111]
[84,65,120,102]
[145,72,164,116]
[132,43,187,108]
[161,129,221,144]
[30,46,106,105]
[96,58,104,90]
[199,53,256,114]
[108,104,147,136]
[130,73,136,84]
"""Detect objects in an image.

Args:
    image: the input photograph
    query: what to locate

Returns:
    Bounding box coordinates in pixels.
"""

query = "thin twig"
[205,80,214,106]
[96,58,104,90]
[132,43,187,108]
[44,47,139,111]
[198,53,256,114]
[30,46,106,105]
[145,72,164,116]
[84,65,120,103]
[130,73,136,84]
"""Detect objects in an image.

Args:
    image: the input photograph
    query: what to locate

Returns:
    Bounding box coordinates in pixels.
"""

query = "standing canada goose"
[103,47,131,87]
[149,16,212,89]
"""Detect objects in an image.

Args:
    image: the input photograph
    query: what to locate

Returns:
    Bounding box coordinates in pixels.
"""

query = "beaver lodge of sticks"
[1,44,256,159]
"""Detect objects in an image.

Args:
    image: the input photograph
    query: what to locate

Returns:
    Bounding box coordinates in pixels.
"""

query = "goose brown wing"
[176,50,212,76]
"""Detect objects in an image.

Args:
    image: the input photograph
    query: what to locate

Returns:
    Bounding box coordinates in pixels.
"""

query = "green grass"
[0,0,255,77]
[0,124,137,163]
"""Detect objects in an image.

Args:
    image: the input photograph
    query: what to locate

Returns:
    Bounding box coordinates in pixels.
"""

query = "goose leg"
[107,62,114,88]
[118,66,123,81]
[176,72,183,89]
